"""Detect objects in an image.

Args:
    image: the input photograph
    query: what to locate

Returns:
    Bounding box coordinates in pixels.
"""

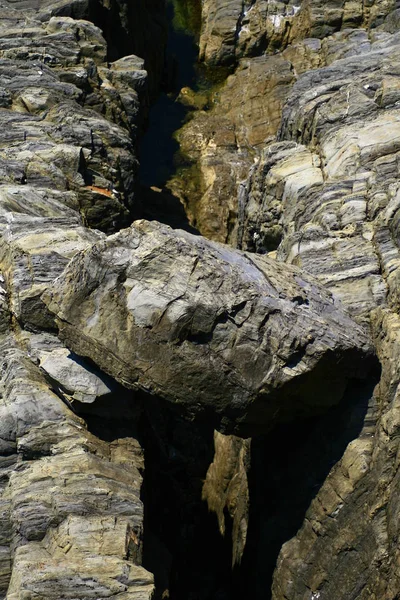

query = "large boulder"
[44,219,378,435]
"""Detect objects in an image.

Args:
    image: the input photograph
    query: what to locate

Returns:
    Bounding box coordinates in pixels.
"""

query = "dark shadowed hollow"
[236,376,377,600]
[74,367,378,600]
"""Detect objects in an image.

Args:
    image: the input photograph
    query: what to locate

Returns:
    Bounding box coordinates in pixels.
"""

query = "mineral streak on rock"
[44,219,378,435]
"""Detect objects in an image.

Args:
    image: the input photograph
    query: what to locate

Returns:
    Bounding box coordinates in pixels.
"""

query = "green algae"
[170,0,202,38]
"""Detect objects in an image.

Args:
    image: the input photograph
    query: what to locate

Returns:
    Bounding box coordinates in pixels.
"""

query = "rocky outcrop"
[170,53,295,243]
[213,7,400,599]
[0,1,156,597]
[0,0,153,332]
[174,3,400,248]
[199,0,398,67]
[239,20,400,324]
[43,219,377,435]
[24,0,167,97]
[0,331,151,598]
[0,0,397,598]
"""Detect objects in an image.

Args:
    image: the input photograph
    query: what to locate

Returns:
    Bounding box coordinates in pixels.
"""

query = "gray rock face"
[215,7,400,599]
[0,0,395,597]
[177,6,400,250]
[0,1,155,597]
[0,332,151,599]
[199,0,398,67]
[238,28,400,322]
[39,346,113,403]
[0,0,151,332]
[44,219,377,435]
[0,4,147,232]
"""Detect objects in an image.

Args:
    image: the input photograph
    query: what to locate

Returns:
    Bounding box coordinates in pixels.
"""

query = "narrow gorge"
[0,1,398,599]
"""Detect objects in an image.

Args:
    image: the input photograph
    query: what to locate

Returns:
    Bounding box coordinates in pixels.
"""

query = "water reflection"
[139,0,199,188]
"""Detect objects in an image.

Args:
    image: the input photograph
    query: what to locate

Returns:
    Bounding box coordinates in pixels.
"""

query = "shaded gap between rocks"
[49,2,383,598]
[85,0,204,232]
[76,371,377,600]
[73,384,236,600]
[233,376,377,600]
[135,0,201,233]
[139,396,235,600]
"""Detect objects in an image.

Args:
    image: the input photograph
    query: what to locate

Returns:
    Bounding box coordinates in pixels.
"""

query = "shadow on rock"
[135,184,199,234]
[235,376,378,600]
[140,397,235,600]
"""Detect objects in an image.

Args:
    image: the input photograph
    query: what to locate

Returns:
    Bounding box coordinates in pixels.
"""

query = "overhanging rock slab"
[44,220,379,435]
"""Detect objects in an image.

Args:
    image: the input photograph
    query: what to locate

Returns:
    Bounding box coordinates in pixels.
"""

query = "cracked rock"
[44,219,378,435]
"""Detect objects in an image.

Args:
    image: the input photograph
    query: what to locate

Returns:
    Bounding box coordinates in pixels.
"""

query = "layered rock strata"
[199,0,398,67]
[215,6,400,600]
[174,3,400,247]
[0,0,155,597]
[0,0,393,599]
[155,1,400,597]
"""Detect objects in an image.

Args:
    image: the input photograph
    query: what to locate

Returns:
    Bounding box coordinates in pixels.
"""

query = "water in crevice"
[139,0,200,190]
[136,0,227,232]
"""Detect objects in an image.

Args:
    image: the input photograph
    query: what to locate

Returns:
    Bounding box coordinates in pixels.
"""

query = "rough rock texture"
[171,53,295,243]
[199,0,398,67]
[43,219,377,434]
[0,0,156,597]
[0,0,152,334]
[15,0,167,97]
[174,2,400,247]
[209,6,400,599]
[0,0,397,598]
[202,431,251,567]
[0,331,151,599]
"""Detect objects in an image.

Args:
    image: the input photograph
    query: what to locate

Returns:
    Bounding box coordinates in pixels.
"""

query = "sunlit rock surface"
[0,0,397,598]
[44,219,377,435]
[0,0,154,597]
[225,7,400,600]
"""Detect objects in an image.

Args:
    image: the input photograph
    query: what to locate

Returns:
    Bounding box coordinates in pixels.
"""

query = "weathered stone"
[44,219,377,435]
[0,2,156,597]
[199,0,398,67]
[221,9,400,599]
[0,331,152,598]
[39,346,113,403]
[170,53,295,243]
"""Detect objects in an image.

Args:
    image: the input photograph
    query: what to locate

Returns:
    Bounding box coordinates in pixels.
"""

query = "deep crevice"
[135,0,201,232]
[235,376,376,600]
[72,348,378,600]
[54,3,383,599]
[139,397,234,600]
